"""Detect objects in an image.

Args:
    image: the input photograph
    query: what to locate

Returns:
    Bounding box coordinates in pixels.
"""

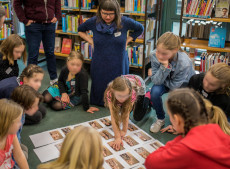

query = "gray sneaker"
[150,119,165,133]
[50,78,58,85]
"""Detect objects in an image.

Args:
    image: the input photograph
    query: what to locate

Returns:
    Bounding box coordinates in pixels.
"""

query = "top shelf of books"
[183,16,230,23]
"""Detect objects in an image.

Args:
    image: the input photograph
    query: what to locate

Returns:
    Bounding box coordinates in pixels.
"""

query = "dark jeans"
[150,85,169,120]
[25,23,57,80]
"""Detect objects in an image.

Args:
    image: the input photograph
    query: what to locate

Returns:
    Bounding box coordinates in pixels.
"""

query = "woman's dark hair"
[96,0,122,30]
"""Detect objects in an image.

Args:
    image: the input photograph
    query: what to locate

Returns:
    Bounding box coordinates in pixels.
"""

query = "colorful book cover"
[208,27,227,48]
[215,0,229,18]
[61,38,72,54]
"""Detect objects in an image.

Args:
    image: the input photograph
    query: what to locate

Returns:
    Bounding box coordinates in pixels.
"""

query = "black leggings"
[133,95,150,121]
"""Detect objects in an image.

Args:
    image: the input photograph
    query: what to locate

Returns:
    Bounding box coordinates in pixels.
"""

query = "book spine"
[62,13,66,32]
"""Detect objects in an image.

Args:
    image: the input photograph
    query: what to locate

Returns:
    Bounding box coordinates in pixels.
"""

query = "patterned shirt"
[0,135,15,169]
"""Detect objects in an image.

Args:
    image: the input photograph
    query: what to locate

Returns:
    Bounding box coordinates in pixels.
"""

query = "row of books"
[61,14,93,35]
[127,45,144,67]
[198,52,230,72]
[61,0,79,9]
[125,0,146,13]
[62,13,79,33]
[0,24,11,40]
[184,20,221,39]
[183,0,215,18]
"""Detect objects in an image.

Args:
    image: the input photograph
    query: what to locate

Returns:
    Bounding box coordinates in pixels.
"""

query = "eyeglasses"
[101,12,115,17]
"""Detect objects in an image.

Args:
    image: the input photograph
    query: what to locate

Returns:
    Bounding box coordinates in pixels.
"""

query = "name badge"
[202,90,208,98]
[71,81,75,86]
[5,67,12,74]
[114,32,121,37]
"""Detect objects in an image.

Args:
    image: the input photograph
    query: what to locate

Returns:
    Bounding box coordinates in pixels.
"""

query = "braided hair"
[167,88,209,135]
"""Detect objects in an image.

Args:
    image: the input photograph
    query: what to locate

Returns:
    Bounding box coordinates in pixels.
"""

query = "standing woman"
[78,0,144,106]
[0,6,6,29]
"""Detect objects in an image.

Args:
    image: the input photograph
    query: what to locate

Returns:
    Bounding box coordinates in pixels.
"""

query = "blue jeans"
[25,23,57,80]
[150,85,169,120]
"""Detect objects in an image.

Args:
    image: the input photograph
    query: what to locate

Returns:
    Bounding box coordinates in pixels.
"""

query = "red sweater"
[145,124,230,169]
[13,0,61,25]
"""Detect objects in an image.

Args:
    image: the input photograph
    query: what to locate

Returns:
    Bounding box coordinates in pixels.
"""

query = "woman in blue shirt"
[78,0,144,106]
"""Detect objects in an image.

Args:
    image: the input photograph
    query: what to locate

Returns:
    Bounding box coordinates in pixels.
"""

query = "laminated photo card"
[31,116,164,168]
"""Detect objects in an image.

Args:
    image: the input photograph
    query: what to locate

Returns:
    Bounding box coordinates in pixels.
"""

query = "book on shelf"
[215,0,229,18]
[81,41,93,59]
[81,0,92,10]
[2,3,11,20]
[125,0,146,13]
[39,42,44,50]
[61,38,72,54]
[208,26,227,48]
[74,42,81,52]
[184,0,215,18]
[54,37,62,53]
[127,45,144,67]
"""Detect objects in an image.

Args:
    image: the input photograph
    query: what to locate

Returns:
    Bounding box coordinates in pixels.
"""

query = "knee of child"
[51,101,63,111]
[150,85,164,97]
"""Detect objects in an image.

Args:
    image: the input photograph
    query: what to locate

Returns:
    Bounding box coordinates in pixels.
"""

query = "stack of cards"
[30,116,164,168]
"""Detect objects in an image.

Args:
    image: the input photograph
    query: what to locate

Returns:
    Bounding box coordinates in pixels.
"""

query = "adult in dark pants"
[13,0,61,85]
[78,0,144,106]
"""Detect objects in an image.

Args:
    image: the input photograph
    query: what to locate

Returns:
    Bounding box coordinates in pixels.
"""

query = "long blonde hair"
[0,34,27,65]
[208,63,230,95]
[38,126,104,169]
[0,99,23,138]
[157,32,183,52]
[203,99,230,135]
[104,76,133,129]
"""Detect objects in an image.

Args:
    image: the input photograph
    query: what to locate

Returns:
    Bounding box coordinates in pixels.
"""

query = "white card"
[5,67,12,74]
[114,32,121,37]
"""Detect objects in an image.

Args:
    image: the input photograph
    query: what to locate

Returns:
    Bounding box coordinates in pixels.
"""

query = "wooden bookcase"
[39,0,163,78]
[179,0,230,53]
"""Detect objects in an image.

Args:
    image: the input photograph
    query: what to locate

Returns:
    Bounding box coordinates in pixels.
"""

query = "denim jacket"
[150,50,195,90]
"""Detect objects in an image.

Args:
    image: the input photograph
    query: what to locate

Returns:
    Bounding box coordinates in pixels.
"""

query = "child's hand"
[120,130,126,139]
[61,93,70,103]
[148,68,152,77]
[161,125,178,134]
[87,107,99,113]
[112,137,123,151]
[157,57,169,68]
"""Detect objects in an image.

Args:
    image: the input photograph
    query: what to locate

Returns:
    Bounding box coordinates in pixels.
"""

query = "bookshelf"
[41,0,163,77]
[179,0,230,52]
[0,0,12,40]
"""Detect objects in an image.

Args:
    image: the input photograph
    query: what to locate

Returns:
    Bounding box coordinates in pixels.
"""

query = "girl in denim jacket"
[147,32,195,133]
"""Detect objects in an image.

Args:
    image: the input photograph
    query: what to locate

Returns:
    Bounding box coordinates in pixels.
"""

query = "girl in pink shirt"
[0,99,29,169]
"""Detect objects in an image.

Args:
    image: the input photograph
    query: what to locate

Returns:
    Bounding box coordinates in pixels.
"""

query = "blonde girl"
[0,34,26,81]
[147,32,195,133]
[188,62,230,121]
[0,99,29,169]
[145,88,230,169]
[43,51,99,113]
[38,126,103,169]
[104,76,138,150]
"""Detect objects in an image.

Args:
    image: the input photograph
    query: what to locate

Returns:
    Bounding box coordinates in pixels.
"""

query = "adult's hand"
[26,20,34,26]
[51,17,57,23]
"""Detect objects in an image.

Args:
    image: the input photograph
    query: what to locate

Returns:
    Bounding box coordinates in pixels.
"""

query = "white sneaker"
[50,78,58,85]
[150,119,165,133]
